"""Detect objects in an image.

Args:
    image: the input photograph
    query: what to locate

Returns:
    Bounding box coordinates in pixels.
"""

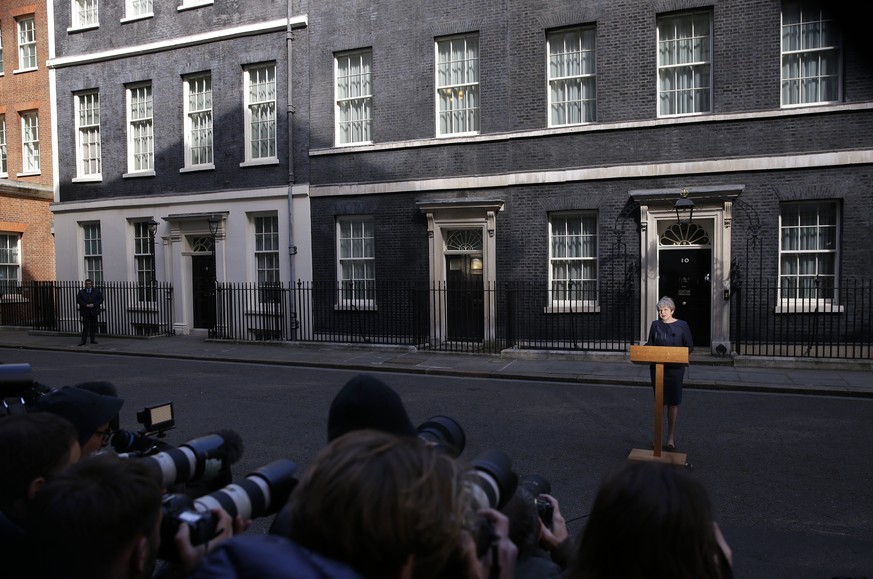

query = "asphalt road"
[3,348,872,579]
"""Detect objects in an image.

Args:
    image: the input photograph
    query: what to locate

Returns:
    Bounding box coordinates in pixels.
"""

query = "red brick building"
[0,0,55,292]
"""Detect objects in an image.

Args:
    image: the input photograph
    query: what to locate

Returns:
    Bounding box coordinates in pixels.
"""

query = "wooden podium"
[628,345,689,466]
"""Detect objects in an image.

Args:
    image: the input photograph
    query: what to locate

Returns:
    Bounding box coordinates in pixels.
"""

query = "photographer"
[34,384,123,457]
[26,454,238,579]
[193,430,517,579]
[326,373,417,442]
[0,413,81,579]
[500,487,572,578]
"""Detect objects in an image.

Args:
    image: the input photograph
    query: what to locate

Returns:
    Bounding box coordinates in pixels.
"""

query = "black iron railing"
[3,278,870,359]
[0,281,174,337]
[733,278,872,359]
[209,280,638,354]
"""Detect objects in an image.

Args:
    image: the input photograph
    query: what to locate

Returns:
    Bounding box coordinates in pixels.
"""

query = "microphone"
[213,428,244,465]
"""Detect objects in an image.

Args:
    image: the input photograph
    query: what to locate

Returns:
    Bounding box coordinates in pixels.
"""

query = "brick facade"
[304,0,873,350]
[0,0,55,282]
[48,0,311,333]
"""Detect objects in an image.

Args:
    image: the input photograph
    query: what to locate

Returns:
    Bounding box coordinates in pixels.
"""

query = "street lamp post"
[207,216,221,337]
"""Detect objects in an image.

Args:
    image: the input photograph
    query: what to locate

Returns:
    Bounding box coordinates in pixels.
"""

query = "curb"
[3,340,872,399]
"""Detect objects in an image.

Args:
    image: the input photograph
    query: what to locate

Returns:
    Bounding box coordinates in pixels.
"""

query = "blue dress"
[646,319,694,405]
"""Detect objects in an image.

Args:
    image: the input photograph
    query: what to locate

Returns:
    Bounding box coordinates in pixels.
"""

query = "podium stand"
[628,345,688,466]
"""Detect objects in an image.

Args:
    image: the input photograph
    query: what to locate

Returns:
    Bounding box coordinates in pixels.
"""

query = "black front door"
[445,255,484,341]
[192,255,215,329]
[658,248,711,347]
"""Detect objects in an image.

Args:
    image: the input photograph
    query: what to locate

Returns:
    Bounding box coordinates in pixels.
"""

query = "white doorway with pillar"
[630,186,744,355]
[417,199,504,347]
[161,212,228,336]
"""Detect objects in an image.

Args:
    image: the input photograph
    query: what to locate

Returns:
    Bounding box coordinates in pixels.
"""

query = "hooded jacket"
[190,535,365,579]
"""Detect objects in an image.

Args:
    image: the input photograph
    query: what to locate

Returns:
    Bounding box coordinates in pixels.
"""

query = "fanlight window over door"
[444,229,482,251]
[660,222,710,246]
[191,236,214,253]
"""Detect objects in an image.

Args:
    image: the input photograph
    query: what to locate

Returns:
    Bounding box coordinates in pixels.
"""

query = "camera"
[466,450,518,511]
[159,458,298,560]
[0,363,51,417]
[192,458,298,520]
[518,473,554,529]
[159,494,221,559]
[465,450,518,557]
[111,402,176,454]
[417,415,466,458]
[139,430,243,490]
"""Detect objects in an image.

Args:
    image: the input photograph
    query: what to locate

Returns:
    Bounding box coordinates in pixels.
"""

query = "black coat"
[76,287,104,318]
[646,319,694,405]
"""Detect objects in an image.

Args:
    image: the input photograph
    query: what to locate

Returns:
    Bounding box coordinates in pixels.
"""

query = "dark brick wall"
[307,0,873,151]
[52,0,289,58]
[54,30,294,201]
[311,163,873,286]
[305,0,873,285]
[311,110,873,186]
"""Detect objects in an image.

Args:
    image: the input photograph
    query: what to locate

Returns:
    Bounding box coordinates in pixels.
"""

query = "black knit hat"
[35,385,123,446]
[326,374,416,443]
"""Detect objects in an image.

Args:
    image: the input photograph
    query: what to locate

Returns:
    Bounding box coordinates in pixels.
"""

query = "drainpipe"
[286,0,297,285]
[285,0,297,287]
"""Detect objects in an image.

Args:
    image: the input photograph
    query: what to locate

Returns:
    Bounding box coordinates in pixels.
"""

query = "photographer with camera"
[26,454,240,579]
[499,481,572,579]
[34,384,124,457]
[193,430,517,579]
[325,373,418,442]
[0,412,81,579]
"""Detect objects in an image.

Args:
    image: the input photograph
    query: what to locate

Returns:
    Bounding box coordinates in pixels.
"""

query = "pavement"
[1,328,872,398]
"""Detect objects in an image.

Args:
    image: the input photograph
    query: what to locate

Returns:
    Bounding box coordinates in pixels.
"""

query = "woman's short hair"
[568,461,726,579]
[287,430,471,579]
[656,296,676,311]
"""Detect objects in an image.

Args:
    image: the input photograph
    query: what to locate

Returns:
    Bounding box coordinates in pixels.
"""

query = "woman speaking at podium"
[646,296,694,452]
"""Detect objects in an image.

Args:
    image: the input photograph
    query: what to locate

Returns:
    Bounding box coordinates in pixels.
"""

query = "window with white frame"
[781,2,840,106]
[21,112,39,173]
[0,116,7,177]
[134,222,156,302]
[76,92,101,178]
[549,213,598,308]
[83,223,103,283]
[548,26,596,126]
[244,64,277,162]
[126,0,152,19]
[128,83,153,173]
[657,11,711,116]
[0,234,20,295]
[337,218,375,304]
[335,50,372,145]
[184,74,213,167]
[17,16,37,70]
[72,0,98,28]
[436,34,479,136]
[178,0,213,9]
[254,215,280,302]
[779,201,839,303]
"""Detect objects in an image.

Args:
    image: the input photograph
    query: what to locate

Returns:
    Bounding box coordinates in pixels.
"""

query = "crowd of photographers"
[1,364,733,579]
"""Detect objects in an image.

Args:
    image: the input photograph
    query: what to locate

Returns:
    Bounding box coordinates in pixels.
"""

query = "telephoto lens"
[141,430,243,488]
[193,458,299,520]
[466,450,518,510]
[416,415,466,458]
